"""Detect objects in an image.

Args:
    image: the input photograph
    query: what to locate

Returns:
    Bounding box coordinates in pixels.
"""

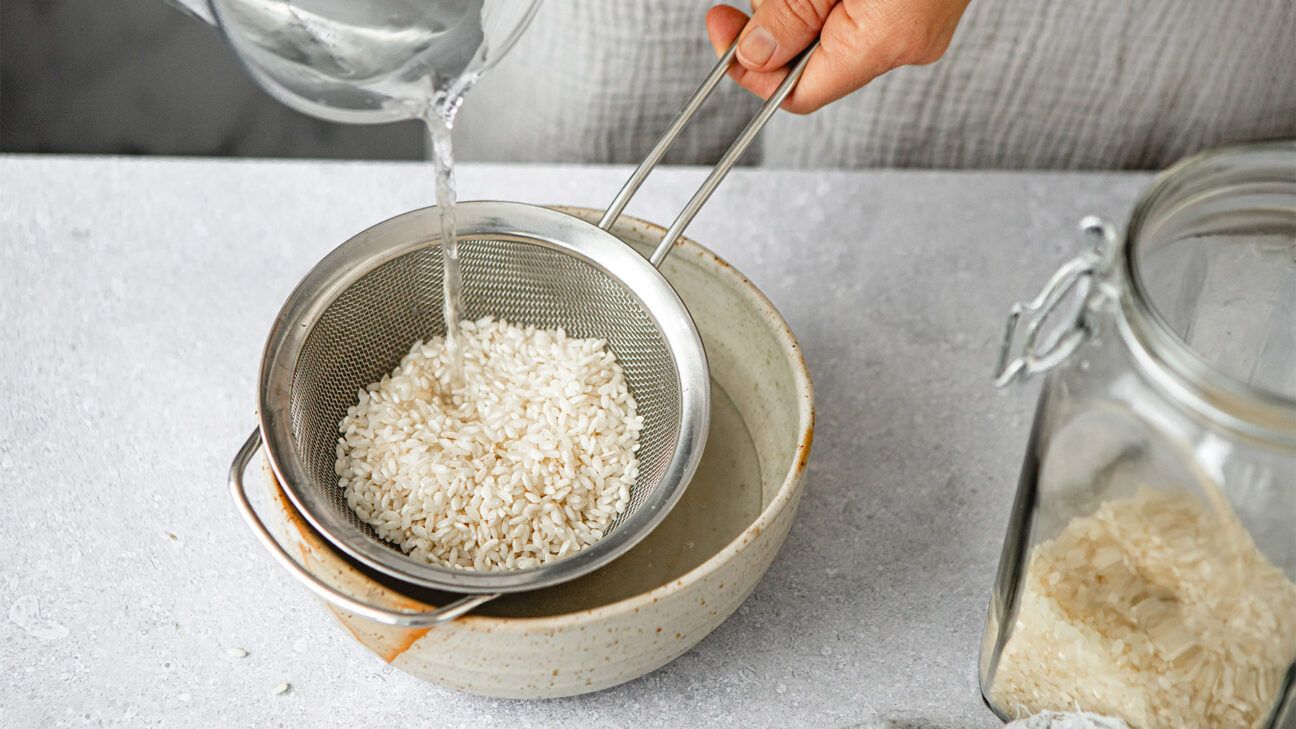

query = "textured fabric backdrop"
[455,1,765,166]
[454,0,1296,169]
[8,0,1290,167]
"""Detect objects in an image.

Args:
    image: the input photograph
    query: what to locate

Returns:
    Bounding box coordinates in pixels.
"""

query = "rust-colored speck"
[267,480,320,569]
[271,478,315,546]
[656,627,662,633]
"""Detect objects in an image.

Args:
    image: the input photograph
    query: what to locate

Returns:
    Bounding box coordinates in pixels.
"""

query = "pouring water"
[204,0,542,370]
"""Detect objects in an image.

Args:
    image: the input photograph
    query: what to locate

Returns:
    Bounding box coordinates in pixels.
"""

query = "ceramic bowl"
[255,207,814,698]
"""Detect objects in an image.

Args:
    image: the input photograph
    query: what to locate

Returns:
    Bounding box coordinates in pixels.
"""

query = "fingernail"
[738,26,777,67]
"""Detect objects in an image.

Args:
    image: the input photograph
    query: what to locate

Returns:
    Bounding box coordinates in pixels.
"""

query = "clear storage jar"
[979,142,1296,729]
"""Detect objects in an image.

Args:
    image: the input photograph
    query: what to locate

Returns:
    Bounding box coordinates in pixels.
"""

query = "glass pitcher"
[980,142,1296,729]
[167,0,541,123]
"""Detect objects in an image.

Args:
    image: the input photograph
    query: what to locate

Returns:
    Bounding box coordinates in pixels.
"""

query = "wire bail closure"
[995,216,1120,387]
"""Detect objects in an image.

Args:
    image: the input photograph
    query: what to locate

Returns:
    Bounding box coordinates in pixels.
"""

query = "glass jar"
[979,142,1296,729]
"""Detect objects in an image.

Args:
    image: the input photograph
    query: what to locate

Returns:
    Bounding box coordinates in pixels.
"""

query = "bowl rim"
[275,207,815,631]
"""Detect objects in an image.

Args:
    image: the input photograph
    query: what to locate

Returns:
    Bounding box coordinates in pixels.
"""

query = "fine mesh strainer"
[230,41,817,626]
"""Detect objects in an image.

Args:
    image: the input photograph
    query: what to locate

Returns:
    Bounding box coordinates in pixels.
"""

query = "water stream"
[425,103,467,374]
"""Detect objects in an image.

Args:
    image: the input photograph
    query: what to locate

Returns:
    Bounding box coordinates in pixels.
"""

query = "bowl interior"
[267,207,810,619]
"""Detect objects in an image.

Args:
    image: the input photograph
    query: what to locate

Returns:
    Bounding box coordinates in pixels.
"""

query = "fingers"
[705,3,841,114]
[782,1,895,113]
[706,0,971,115]
[736,0,837,71]
[782,0,969,112]
[705,5,750,53]
[705,5,794,105]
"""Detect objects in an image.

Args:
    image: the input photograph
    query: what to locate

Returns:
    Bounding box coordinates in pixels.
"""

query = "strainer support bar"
[231,429,500,626]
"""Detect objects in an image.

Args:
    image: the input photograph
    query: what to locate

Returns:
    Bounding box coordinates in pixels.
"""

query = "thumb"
[736,0,836,72]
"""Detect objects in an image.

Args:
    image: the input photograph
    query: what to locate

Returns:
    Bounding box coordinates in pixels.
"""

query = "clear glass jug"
[168,0,540,123]
[980,142,1296,729]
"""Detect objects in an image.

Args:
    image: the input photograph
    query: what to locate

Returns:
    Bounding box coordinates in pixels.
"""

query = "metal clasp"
[994,216,1119,387]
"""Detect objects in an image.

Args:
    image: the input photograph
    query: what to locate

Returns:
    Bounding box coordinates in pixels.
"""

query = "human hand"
[706,0,971,113]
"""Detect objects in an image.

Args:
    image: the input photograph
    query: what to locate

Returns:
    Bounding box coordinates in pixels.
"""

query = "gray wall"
[1,0,424,159]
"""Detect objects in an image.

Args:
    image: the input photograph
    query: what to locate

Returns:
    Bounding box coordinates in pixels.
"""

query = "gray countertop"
[0,156,1152,728]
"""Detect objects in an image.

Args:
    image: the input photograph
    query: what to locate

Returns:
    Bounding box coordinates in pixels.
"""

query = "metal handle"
[600,39,820,267]
[229,429,499,627]
[995,217,1119,386]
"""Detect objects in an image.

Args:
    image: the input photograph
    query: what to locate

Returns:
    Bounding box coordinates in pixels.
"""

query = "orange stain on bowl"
[382,628,432,664]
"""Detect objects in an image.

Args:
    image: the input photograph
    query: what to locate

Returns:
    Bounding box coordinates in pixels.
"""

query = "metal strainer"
[229,41,817,626]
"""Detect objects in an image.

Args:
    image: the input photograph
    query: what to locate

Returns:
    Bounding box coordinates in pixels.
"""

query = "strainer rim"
[256,201,710,594]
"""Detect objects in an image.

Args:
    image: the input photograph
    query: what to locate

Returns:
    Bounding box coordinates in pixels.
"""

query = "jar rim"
[1121,141,1296,444]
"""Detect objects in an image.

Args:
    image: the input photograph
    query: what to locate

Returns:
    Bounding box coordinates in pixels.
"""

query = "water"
[488,381,764,616]
[213,0,490,372]
[425,100,469,371]
[214,0,487,123]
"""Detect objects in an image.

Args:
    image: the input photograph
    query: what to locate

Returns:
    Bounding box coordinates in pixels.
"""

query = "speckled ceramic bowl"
[254,207,814,698]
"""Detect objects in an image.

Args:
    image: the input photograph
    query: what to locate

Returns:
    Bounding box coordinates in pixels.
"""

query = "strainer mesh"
[288,237,681,555]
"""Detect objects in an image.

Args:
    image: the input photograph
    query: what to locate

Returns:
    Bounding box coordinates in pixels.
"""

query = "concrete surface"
[0,156,1152,727]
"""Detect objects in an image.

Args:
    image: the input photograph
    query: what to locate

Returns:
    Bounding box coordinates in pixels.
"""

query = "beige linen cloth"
[455,0,1296,169]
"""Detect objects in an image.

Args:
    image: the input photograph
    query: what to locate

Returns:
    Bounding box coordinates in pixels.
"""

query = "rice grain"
[991,488,1296,728]
[335,317,642,572]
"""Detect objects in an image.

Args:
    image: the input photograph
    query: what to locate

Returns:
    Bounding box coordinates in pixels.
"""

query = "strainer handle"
[598,39,820,268]
[229,429,499,628]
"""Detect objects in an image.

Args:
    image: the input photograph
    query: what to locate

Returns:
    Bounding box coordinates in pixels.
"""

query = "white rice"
[991,487,1296,728]
[334,317,643,572]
